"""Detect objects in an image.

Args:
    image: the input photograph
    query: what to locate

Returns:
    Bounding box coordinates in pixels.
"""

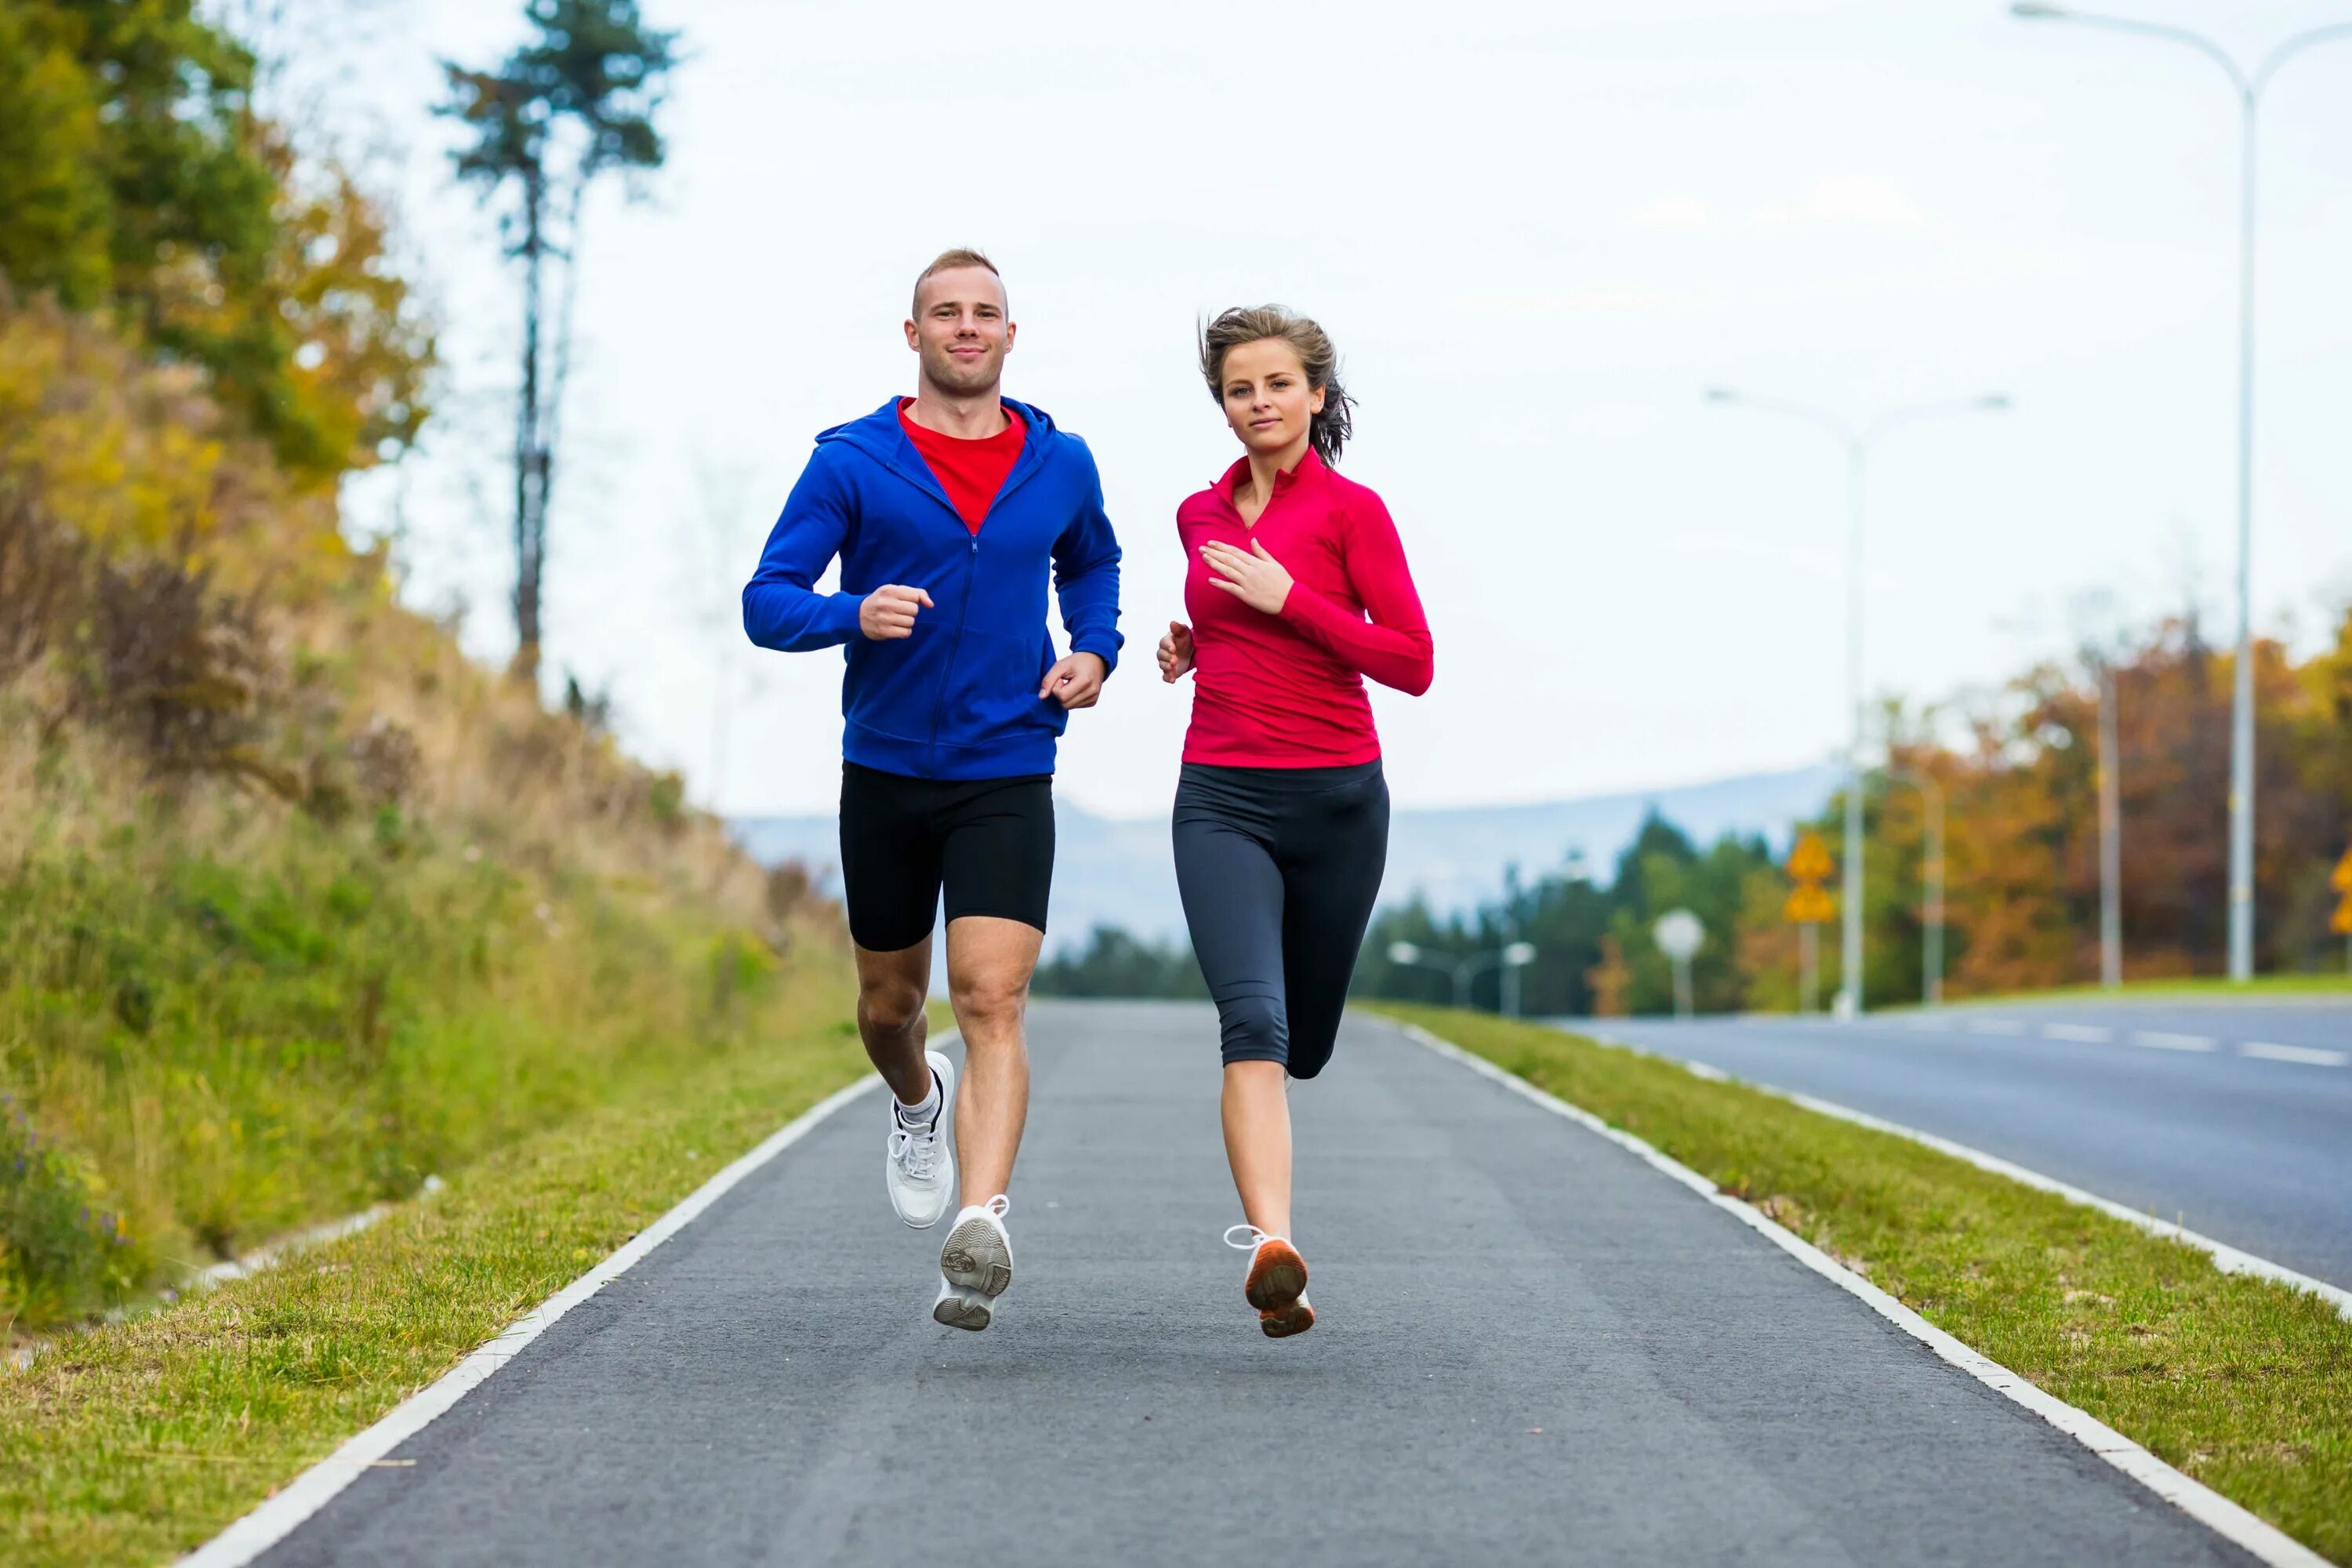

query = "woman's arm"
[1279,493,1434,695]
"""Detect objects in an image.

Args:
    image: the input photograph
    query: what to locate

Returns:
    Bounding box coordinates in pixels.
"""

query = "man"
[742,249,1120,1330]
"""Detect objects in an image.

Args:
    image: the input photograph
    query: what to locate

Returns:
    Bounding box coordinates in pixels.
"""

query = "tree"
[0,0,430,479]
[441,0,677,682]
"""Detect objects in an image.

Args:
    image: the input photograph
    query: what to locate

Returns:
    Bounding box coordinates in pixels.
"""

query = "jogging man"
[742,249,1122,1330]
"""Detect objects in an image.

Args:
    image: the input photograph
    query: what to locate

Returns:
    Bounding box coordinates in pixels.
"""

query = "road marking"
[2239,1042,2348,1068]
[176,1049,917,1568]
[2131,1031,2218,1052]
[1402,1020,2333,1568]
[1965,1018,2026,1036]
[2042,1023,2114,1043]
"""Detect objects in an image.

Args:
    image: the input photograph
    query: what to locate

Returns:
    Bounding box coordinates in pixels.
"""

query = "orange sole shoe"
[1260,1294,1315,1338]
[1243,1238,1311,1337]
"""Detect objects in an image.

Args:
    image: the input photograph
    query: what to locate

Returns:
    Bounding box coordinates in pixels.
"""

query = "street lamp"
[1387,941,1538,1014]
[1705,387,2008,1018]
[1882,766,1946,1007]
[2012,4,2352,982]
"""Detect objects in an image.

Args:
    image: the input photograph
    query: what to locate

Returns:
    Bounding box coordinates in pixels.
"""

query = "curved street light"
[2012,3,2352,980]
[1705,387,2008,1018]
[1387,941,1538,1014]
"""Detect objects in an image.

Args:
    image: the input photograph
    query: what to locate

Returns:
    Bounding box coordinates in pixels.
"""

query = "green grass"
[0,953,870,1568]
[1,794,807,1327]
[1372,1004,2352,1564]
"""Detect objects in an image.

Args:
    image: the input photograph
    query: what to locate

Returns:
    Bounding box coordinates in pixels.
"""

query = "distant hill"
[731,762,1839,950]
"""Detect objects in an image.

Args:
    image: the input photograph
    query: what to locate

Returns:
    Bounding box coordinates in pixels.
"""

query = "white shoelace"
[888,1122,943,1182]
[1223,1223,1289,1251]
[982,1193,1010,1221]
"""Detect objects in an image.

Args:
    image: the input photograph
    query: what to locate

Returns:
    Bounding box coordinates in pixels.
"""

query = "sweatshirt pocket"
[944,628,1062,740]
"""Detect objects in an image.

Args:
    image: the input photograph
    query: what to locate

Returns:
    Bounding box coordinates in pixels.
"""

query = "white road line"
[176,1051,914,1568]
[2042,1023,2114,1043]
[1397,1020,2332,1568]
[2239,1042,2349,1068]
[1965,1018,2027,1036]
[2131,1032,2218,1053]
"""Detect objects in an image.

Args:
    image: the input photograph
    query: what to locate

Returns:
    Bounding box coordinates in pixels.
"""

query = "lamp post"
[2013,3,2352,982]
[1883,766,1946,1007]
[1705,387,2007,1018]
[1387,941,1538,1014]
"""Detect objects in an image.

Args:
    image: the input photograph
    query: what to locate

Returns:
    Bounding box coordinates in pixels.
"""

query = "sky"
[278,0,2352,819]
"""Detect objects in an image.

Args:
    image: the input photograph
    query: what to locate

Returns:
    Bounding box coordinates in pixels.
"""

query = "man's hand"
[1158,620,1195,683]
[1198,538,1294,615]
[859,583,933,640]
[1039,651,1108,710]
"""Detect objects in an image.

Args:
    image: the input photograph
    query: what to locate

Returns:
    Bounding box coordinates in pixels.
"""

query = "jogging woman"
[1160,307,1434,1338]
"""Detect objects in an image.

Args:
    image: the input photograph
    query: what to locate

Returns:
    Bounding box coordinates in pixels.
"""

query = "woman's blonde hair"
[1198,306,1356,466]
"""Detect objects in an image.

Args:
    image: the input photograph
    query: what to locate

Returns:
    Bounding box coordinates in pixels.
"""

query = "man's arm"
[1050,450,1124,677]
[742,448,867,652]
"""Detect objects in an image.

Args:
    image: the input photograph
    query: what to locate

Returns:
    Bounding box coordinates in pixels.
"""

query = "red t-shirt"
[898,398,1025,534]
[1177,449,1433,767]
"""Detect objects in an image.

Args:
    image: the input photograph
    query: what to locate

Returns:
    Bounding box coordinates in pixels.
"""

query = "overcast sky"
[308,0,2352,819]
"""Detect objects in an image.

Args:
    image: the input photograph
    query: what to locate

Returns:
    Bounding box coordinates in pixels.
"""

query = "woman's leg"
[1278,765,1392,1080]
[1220,1061,1291,1239]
[1173,779,1293,1234]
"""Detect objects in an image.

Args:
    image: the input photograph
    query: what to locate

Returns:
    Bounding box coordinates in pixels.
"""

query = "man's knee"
[858,975,926,1035]
[949,967,1029,1030]
[1218,992,1287,1065]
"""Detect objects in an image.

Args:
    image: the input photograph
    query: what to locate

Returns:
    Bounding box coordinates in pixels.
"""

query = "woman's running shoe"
[884,1051,956,1229]
[1225,1224,1314,1338]
[935,1194,1013,1330]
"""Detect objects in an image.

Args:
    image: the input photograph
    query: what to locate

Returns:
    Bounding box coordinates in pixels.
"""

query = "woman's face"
[1219,338,1324,459]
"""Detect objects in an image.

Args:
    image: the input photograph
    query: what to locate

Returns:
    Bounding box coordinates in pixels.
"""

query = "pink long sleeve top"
[1176,448,1434,768]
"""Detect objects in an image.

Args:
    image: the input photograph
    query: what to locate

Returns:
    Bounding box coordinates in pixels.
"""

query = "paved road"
[1591,1000,2352,1290]
[255,1002,2255,1567]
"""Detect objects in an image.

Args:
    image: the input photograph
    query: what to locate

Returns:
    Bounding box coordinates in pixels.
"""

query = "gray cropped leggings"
[1171,760,1391,1079]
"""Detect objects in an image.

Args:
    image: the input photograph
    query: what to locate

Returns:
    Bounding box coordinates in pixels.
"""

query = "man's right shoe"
[884,1051,956,1229]
[935,1195,1013,1330]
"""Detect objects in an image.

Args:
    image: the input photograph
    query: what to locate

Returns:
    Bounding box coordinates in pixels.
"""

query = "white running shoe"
[931,1276,995,1333]
[884,1051,956,1229]
[935,1195,1013,1330]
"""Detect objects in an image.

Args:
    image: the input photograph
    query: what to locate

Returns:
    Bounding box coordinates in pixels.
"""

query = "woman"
[1160,307,1434,1338]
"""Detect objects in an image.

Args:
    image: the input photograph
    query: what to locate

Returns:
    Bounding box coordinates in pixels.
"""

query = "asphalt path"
[1590,1000,2352,1290]
[252,1001,2256,1566]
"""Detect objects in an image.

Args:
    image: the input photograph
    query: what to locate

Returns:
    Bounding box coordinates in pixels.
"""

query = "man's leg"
[942,915,1040,1207]
[854,936,934,1105]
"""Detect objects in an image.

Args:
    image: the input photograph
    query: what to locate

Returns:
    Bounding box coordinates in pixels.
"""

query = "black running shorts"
[838,761,1054,953]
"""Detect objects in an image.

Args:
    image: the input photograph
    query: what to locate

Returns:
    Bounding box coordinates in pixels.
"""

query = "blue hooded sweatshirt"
[742,397,1123,780]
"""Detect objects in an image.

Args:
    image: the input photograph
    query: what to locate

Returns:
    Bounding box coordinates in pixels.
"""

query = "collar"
[1218,445,1325,503]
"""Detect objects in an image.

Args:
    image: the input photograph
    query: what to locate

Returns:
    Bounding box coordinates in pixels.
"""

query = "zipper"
[927,532,981,771]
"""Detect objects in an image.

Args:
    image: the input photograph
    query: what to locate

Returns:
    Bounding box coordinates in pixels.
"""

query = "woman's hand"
[1198,538,1293,616]
[1158,620,1195,682]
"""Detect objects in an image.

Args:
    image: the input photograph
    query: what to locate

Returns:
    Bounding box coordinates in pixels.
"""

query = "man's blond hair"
[912,248,1005,316]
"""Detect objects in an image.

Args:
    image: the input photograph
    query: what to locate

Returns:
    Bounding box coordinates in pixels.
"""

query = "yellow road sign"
[2333,848,2352,935]
[1788,830,1834,887]
[1785,885,1835,925]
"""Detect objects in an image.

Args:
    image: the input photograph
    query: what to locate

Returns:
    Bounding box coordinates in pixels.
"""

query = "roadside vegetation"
[0,960,869,1568]
[0,2,844,1339]
[1377,1004,2352,1563]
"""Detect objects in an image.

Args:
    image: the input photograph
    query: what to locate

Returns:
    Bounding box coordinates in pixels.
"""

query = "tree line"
[1035,608,2352,1014]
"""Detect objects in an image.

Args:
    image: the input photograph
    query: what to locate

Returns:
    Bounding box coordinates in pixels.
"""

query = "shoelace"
[982,1193,1010,1220]
[1222,1223,1290,1251]
[888,1122,943,1181]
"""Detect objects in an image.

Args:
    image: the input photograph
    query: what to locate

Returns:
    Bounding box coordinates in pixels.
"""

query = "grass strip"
[0,964,874,1568]
[1371,1004,2352,1564]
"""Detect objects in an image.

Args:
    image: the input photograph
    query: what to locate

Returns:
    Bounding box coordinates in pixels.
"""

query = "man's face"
[905,267,1014,396]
